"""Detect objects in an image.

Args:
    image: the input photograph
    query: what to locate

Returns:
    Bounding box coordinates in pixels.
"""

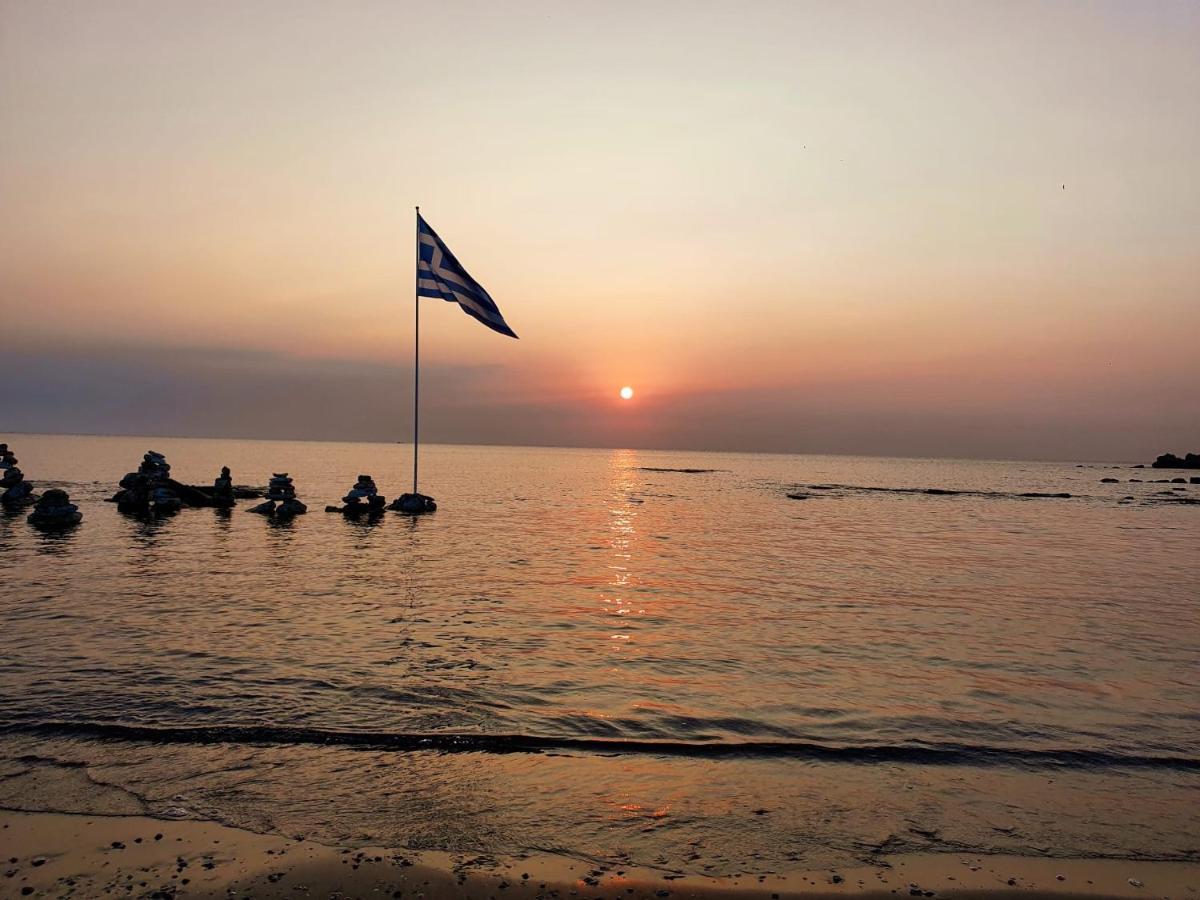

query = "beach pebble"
[112,840,126,849]
[1056,874,1065,881]
[1128,879,1144,888]
[831,873,844,883]
[32,857,46,867]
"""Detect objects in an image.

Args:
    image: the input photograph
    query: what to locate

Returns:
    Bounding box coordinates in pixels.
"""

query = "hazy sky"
[2,0,1197,459]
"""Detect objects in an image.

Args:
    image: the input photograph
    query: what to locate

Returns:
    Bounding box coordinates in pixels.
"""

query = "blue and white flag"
[417,213,518,339]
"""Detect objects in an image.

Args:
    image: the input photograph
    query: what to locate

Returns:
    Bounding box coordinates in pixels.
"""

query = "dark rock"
[1100,478,1119,483]
[0,477,36,508]
[113,450,185,514]
[208,467,236,508]
[786,493,809,500]
[1170,477,1186,483]
[28,488,82,527]
[276,498,308,518]
[1151,452,1200,469]
[0,448,37,507]
[389,492,437,515]
[1192,477,1200,485]
[331,477,388,515]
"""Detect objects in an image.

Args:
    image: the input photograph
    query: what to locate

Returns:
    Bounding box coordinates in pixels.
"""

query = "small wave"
[795,484,1076,500]
[2,721,1196,771]
[638,467,724,474]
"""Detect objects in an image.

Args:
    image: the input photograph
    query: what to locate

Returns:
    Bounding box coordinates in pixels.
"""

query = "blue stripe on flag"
[415,214,518,339]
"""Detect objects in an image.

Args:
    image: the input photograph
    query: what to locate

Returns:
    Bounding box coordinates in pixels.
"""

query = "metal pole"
[413,206,420,496]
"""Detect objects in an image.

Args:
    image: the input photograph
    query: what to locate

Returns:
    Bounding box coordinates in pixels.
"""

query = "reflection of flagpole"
[413,205,420,496]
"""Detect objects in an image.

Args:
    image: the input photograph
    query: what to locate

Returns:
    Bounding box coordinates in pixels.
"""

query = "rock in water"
[1,473,36,508]
[267,473,297,501]
[250,474,307,519]
[331,474,386,515]
[28,489,82,527]
[111,450,182,514]
[276,498,308,518]
[0,447,38,508]
[389,492,437,515]
[211,466,236,508]
[1151,452,1200,469]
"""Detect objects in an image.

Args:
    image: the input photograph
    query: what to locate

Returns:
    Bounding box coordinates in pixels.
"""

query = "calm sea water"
[1,434,1197,872]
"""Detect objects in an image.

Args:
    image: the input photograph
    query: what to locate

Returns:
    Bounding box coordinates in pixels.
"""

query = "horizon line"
[1,428,1146,467]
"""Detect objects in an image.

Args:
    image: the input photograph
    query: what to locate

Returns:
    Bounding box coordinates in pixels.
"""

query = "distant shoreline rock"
[1151,452,1200,470]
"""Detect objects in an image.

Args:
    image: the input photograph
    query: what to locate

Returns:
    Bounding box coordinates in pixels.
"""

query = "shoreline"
[3,810,1197,900]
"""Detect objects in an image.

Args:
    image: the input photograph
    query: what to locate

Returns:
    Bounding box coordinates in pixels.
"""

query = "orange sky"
[1,1,1197,458]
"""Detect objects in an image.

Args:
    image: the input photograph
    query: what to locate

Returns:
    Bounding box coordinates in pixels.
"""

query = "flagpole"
[413,205,420,496]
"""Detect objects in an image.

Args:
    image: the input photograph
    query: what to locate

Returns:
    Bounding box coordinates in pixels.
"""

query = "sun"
[619,386,634,400]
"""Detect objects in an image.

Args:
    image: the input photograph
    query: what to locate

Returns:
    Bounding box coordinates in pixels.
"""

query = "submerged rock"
[389,492,437,515]
[27,489,81,527]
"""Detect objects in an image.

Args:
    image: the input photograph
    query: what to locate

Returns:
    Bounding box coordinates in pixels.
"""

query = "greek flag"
[417,212,518,339]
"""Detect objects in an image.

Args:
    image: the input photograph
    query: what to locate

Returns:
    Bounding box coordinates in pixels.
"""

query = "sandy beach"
[4,809,1197,900]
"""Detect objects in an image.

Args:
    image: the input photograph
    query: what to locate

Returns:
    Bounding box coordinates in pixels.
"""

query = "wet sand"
[3,810,1197,899]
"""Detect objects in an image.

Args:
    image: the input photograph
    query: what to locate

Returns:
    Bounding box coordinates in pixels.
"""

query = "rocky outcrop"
[388,492,437,515]
[1152,452,1200,469]
[27,489,82,527]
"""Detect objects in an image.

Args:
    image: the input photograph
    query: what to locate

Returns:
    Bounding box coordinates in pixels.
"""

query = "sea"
[1,433,1197,874]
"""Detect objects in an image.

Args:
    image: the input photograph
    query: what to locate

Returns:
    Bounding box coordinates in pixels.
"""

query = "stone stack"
[113,450,181,514]
[0,444,37,509]
[211,466,236,508]
[327,474,386,516]
[28,488,82,527]
[249,473,308,519]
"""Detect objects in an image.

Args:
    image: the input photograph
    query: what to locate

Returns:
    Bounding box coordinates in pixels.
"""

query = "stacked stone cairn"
[388,491,437,515]
[113,450,182,515]
[28,488,82,527]
[0,443,37,509]
[327,474,386,516]
[211,466,237,508]
[249,473,307,519]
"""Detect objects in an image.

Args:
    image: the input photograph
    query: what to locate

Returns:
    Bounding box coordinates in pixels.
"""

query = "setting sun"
[619,386,634,400]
